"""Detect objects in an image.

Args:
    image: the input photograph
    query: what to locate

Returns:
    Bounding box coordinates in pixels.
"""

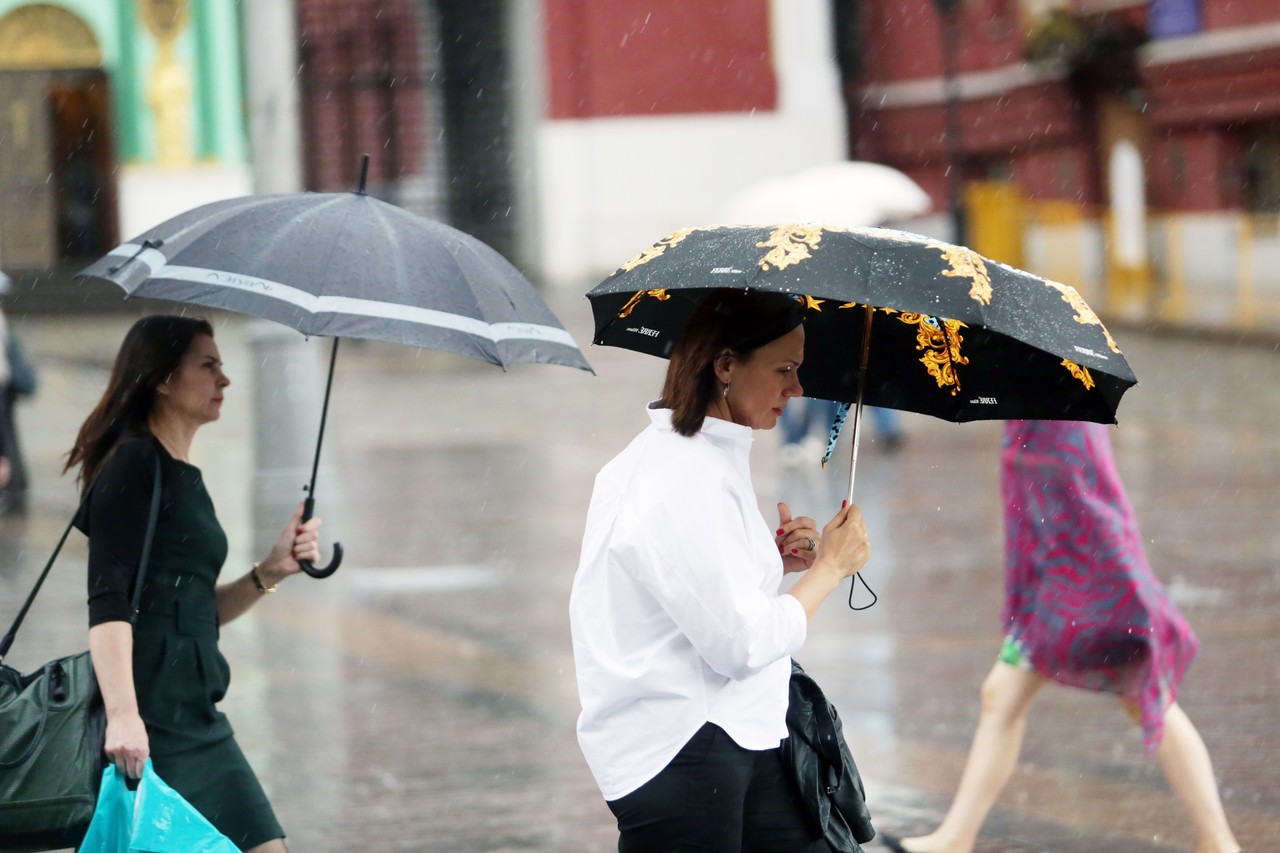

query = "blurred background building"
[852,0,1280,332]
[0,0,1277,333]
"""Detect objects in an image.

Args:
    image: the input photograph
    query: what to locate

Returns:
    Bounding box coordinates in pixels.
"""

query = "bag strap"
[0,452,163,661]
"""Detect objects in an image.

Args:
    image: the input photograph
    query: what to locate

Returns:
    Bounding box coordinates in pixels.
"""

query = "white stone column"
[243,0,303,195]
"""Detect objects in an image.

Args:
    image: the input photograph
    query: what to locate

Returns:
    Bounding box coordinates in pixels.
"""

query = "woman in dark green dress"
[69,316,322,852]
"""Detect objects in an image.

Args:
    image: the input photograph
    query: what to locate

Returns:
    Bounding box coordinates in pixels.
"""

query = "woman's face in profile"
[157,334,230,426]
[720,325,805,430]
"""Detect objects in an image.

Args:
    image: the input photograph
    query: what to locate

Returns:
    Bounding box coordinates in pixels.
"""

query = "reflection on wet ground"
[2,302,1276,851]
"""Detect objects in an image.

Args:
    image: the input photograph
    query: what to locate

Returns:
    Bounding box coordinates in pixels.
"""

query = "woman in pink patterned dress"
[888,420,1239,853]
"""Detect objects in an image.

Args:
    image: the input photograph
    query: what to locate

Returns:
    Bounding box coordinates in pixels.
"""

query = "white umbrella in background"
[723,160,931,227]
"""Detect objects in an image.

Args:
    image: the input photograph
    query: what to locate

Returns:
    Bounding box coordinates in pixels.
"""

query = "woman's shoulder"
[93,435,168,489]
[618,428,733,504]
[106,434,162,468]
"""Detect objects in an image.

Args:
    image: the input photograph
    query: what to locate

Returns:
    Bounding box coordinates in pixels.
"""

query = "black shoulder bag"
[781,658,876,852]
[0,455,162,852]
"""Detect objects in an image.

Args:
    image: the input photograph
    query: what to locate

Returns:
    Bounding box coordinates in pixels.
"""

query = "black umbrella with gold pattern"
[588,224,1135,426]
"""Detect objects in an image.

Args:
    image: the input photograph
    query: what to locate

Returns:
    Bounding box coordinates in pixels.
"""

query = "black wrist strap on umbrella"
[0,454,163,661]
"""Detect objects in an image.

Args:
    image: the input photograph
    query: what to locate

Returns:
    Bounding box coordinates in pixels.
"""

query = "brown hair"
[658,289,804,436]
[65,315,214,492]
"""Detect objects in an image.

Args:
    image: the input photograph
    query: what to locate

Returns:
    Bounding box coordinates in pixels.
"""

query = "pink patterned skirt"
[1001,420,1198,751]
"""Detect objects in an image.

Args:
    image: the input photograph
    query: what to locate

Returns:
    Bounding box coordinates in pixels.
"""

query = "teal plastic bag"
[78,766,133,852]
[78,762,239,852]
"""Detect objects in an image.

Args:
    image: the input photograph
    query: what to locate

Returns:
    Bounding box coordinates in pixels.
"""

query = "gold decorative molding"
[141,0,193,168]
[0,4,102,70]
[140,0,190,41]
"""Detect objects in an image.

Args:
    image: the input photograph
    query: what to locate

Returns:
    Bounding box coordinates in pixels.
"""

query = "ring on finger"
[805,537,816,552]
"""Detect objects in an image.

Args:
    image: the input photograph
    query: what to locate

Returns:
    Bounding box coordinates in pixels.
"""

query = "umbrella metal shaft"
[845,305,879,610]
[846,305,874,506]
[308,336,340,504]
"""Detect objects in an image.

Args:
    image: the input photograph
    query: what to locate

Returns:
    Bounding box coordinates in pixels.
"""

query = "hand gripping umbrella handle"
[298,495,343,579]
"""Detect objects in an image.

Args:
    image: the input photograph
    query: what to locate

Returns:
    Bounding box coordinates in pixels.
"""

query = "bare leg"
[1132,701,1240,853]
[896,662,1048,853]
[245,839,287,853]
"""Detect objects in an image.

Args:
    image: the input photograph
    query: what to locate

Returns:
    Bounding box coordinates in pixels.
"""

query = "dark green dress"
[79,436,283,850]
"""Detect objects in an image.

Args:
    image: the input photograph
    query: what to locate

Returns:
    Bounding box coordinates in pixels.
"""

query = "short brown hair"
[659,289,804,436]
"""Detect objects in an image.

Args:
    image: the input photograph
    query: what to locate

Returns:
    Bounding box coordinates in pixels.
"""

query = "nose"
[218,371,230,388]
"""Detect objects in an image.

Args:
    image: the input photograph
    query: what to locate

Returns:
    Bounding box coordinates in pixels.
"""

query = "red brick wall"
[1149,128,1245,211]
[296,0,428,192]
[1142,14,1280,211]
[860,0,1025,81]
[1203,0,1280,29]
[543,0,776,118]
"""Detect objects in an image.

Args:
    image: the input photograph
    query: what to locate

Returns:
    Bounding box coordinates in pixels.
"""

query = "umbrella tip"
[357,154,370,194]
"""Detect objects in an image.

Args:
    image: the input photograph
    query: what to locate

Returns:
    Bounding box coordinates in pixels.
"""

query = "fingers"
[107,746,148,780]
[781,530,818,551]
[776,506,818,541]
[825,501,864,530]
[819,503,871,577]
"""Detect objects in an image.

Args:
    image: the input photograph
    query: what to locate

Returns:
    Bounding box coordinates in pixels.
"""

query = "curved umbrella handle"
[298,496,343,579]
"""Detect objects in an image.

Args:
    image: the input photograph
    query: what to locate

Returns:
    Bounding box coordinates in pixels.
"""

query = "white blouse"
[570,406,808,801]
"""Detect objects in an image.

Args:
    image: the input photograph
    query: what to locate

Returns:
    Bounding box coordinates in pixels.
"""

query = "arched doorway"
[0,3,118,270]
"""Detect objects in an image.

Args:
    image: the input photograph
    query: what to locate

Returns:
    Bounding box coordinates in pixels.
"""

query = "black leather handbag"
[781,659,875,852]
[0,456,161,852]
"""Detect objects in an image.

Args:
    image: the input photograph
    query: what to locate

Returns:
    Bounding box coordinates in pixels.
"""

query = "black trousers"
[606,722,830,853]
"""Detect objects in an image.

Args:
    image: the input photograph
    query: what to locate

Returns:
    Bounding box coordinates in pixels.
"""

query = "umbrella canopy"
[588,224,1135,425]
[79,192,591,372]
[80,187,592,577]
[723,161,931,228]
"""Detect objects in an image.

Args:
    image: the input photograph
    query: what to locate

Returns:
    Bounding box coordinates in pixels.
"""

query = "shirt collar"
[646,404,755,447]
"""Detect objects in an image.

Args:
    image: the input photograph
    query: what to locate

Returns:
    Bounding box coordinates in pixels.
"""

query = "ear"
[712,349,736,385]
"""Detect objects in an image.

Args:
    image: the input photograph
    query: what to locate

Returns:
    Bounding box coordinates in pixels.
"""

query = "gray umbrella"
[78,196,588,370]
[79,165,591,577]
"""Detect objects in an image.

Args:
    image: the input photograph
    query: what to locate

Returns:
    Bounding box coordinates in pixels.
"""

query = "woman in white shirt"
[571,289,872,851]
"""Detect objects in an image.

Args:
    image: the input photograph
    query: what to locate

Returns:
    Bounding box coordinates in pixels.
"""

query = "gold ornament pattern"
[1043,278,1121,354]
[886,310,970,394]
[618,227,703,272]
[617,289,670,319]
[1062,359,1095,390]
[0,5,101,69]
[756,226,825,271]
[930,242,993,305]
[800,295,825,311]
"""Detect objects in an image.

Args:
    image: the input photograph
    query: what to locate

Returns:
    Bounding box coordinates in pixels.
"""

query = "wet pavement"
[1,293,1277,852]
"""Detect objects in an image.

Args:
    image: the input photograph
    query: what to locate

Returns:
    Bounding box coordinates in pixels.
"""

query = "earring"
[722,383,730,399]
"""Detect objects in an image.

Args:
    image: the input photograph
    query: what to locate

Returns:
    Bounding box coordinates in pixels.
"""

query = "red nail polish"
[841,500,848,508]
[776,528,784,536]
[791,548,799,555]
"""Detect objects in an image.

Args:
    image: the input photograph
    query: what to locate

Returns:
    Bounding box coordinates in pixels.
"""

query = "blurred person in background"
[571,289,872,851]
[0,272,36,514]
[779,397,903,466]
[885,420,1239,853]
